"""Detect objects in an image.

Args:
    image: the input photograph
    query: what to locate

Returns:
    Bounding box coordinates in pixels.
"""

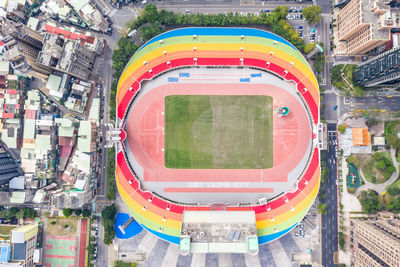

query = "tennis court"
[45,236,77,267]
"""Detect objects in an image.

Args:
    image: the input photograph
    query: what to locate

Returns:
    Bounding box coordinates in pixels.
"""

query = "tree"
[386,197,400,213]
[375,160,386,170]
[385,134,400,148]
[302,5,322,24]
[63,208,72,217]
[387,165,396,174]
[365,118,378,128]
[339,232,345,250]
[387,187,400,196]
[102,205,117,245]
[75,209,82,216]
[82,209,91,218]
[303,43,316,54]
[274,6,289,19]
[318,203,327,215]
[359,190,383,214]
[113,261,137,267]
[87,243,96,254]
[338,124,346,134]
[331,65,343,84]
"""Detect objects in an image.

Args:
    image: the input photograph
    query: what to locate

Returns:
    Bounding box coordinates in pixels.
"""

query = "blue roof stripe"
[138,27,297,52]
[142,224,180,244]
[257,223,297,245]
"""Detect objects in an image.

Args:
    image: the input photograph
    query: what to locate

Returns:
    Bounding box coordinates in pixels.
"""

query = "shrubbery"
[102,204,117,245]
[0,207,38,219]
[359,190,383,214]
[106,147,116,200]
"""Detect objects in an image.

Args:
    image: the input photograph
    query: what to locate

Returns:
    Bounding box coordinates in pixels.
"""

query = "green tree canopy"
[75,209,82,216]
[63,208,72,217]
[274,6,289,20]
[338,124,346,134]
[302,5,322,24]
[375,160,386,170]
[359,190,383,214]
[102,205,117,245]
[82,209,91,218]
[318,203,327,214]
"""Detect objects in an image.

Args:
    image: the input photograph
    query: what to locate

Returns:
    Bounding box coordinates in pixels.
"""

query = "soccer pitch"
[164,95,273,169]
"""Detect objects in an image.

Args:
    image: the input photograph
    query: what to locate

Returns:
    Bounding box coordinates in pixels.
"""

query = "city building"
[20,90,56,180]
[354,47,400,87]
[0,74,22,149]
[0,18,51,80]
[77,120,97,153]
[337,0,393,55]
[37,32,95,80]
[10,224,38,267]
[0,142,23,185]
[66,0,109,33]
[40,0,84,27]
[352,128,372,146]
[351,218,400,267]
[0,224,39,267]
[64,79,92,112]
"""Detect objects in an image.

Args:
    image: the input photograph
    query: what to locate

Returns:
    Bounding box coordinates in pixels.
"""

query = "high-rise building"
[351,218,400,267]
[354,47,400,87]
[0,18,52,80]
[337,0,394,55]
[10,224,39,267]
[0,224,39,267]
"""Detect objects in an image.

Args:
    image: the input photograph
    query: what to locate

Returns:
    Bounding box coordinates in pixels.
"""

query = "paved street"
[154,0,312,14]
[321,124,339,267]
[340,96,400,116]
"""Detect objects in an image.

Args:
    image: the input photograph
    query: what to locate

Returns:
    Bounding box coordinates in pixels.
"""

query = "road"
[154,0,312,14]
[340,96,400,116]
[321,123,339,267]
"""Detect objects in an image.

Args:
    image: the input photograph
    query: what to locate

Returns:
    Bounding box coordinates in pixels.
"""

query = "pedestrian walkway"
[355,148,399,196]
[110,225,318,267]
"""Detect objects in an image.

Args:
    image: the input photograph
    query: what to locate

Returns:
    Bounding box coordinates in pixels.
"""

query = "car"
[289,9,293,12]
[298,25,303,29]
[294,233,299,236]
[311,27,316,33]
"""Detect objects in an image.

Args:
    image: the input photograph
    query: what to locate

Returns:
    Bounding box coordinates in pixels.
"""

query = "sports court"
[44,218,87,267]
[44,236,77,267]
[164,95,273,169]
[124,67,313,204]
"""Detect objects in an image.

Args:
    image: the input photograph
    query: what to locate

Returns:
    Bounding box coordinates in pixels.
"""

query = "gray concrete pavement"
[321,124,339,267]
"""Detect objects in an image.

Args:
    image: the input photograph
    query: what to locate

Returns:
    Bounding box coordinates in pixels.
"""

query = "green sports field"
[164,95,273,169]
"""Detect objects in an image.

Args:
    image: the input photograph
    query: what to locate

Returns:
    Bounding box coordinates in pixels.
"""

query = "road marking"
[240,0,255,5]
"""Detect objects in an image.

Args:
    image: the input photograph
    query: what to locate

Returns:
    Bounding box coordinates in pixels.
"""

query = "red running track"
[125,82,311,184]
[78,218,87,267]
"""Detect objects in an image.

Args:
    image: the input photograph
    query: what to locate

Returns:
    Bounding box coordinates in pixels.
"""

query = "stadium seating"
[115,28,320,245]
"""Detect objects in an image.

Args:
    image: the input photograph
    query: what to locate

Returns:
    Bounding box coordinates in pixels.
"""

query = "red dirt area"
[126,83,311,184]
[78,218,88,267]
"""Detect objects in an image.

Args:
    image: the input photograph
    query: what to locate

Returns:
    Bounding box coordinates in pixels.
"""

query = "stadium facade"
[114,28,320,254]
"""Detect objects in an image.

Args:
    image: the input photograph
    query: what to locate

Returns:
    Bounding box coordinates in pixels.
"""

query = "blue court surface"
[114,213,143,239]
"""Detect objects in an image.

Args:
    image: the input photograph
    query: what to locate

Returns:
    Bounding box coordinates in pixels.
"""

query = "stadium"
[115,28,320,255]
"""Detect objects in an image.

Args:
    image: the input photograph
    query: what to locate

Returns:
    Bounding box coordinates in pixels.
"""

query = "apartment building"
[37,33,95,80]
[351,218,400,267]
[337,0,394,55]
[0,18,52,79]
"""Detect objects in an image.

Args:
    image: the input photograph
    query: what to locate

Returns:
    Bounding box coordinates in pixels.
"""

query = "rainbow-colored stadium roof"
[115,28,320,246]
